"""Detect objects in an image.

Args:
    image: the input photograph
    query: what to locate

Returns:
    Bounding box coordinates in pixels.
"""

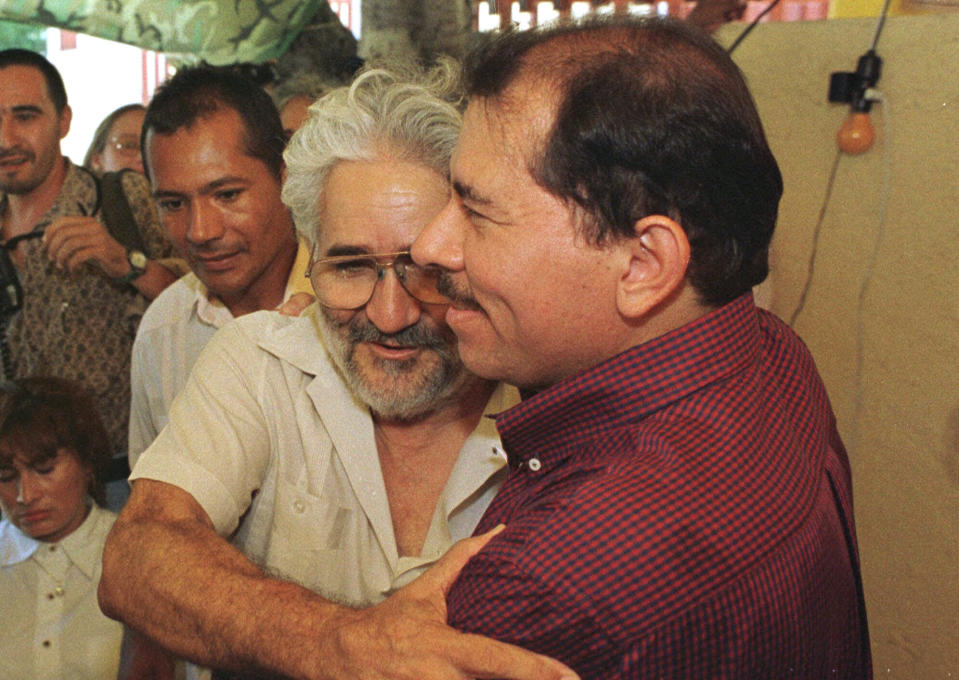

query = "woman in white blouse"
[0,376,123,680]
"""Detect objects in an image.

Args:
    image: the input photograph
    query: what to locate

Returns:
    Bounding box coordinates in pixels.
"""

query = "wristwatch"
[119,249,148,285]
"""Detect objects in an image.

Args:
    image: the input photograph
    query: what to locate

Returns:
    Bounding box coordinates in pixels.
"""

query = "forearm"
[99,485,577,680]
[99,481,352,679]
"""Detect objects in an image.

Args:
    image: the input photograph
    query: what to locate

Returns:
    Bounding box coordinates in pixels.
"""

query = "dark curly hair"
[0,377,111,507]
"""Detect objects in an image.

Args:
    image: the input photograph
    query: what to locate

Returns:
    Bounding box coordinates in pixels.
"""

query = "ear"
[615,214,691,320]
[90,153,104,174]
[58,104,72,140]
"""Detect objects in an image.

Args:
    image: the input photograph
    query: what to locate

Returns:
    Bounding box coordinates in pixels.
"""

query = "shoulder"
[206,308,329,381]
[200,310,288,364]
[59,160,99,206]
[232,308,303,342]
[138,273,204,333]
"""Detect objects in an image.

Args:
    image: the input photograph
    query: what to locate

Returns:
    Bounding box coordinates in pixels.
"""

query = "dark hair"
[0,377,111,507]
[82,103,146,173]
[142,64,285,181]
[463,17,783,307]
[0,48,69,115]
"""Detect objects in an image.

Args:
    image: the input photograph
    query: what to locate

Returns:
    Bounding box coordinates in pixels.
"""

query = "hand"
[315,526,579,680]
[42,216,130,278]
[687,0,747,32]
[276,292,315,317]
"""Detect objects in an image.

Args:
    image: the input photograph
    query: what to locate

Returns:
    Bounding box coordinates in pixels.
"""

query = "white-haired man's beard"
[316,309,472,422]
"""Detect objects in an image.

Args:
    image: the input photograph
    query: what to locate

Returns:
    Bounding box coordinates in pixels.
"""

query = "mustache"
[344,316,454,351]
[436,271,481,311]
[0,147,32,161]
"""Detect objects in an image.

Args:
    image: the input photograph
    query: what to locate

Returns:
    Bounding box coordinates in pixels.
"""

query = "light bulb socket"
[828,49,883,113]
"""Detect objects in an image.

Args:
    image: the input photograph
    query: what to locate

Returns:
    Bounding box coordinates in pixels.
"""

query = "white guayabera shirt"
[0,504,122,680]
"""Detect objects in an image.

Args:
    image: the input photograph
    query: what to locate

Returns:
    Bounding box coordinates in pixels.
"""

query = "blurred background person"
[271,72,332,140]
[82,103,147,176]
[0,376,122,679]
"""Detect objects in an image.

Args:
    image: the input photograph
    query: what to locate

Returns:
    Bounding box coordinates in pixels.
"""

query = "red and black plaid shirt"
[448,294,871,679]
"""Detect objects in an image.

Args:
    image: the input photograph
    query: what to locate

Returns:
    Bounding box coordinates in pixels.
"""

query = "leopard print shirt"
[0,162,174,454]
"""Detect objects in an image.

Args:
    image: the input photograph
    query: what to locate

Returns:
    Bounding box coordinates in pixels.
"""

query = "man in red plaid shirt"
[412,15,872,680]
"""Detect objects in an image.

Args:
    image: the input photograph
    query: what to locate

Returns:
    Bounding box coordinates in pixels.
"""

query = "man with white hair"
[99,66,575,680]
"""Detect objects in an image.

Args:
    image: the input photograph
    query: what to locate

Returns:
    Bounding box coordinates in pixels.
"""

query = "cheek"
[160,217,190,250]
[0,485,17,510]
[326,309,356,329]
[53,470,90,506]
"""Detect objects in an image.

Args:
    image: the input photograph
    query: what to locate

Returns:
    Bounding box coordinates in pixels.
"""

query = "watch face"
[129,250,148,270]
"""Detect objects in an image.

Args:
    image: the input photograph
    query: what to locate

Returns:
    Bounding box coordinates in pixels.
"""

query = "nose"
[363,268,422,335]
[17,472,40,505]
[185,200,224,245]
[0,117,17,149]
[411,198,464,273]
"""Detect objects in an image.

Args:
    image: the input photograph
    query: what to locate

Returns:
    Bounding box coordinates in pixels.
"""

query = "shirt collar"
[0,516,40,565]
[496,293,762,469]
[59,504,113,579]
[0,503,111,579]
[192,238,313,328]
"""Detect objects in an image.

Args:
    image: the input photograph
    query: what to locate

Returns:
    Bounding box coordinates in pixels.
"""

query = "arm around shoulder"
[99,481,577,680]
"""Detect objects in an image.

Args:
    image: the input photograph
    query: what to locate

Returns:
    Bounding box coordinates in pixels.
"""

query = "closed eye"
[156,198,184,212]
[332,258,376,275]
[215,188,243,202]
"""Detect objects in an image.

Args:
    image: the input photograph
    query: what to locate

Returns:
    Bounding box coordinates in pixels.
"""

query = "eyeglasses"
[108,136,140,154]
[307,250,450,310]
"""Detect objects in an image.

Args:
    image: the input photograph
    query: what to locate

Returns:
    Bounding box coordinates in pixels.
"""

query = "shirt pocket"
[265,479,356,590]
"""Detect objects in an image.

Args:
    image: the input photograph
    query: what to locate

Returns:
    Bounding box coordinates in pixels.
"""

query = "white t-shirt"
[0,504,122,680]
[132,308,515,603]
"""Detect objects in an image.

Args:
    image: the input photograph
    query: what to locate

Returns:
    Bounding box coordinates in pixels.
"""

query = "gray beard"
[315,308,472,422]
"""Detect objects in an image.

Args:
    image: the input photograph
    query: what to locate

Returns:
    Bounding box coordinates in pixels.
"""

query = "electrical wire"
[851,90,890,452]
[787,149,842,327]
[870,0,894,50]
[727,0,784,55]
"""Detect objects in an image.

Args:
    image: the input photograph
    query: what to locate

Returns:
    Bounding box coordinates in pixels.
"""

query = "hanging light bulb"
[837,111,875,155]
[828,50,882,155]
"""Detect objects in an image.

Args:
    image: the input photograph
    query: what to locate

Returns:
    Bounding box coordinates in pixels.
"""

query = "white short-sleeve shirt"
[0,504,122,680]
[128,240,313,466]
[132,307,514,604]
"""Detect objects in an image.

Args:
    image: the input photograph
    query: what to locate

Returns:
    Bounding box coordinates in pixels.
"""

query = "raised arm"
[99,479,577,680]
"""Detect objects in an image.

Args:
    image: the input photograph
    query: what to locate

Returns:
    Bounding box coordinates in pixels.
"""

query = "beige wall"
[717,13,959,677]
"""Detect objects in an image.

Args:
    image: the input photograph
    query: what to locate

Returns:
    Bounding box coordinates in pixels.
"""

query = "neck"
[372,376,497,459]
[220,231,298,317]
[618,279,715,353]
[372,376,498,558]
[2,156,68,240]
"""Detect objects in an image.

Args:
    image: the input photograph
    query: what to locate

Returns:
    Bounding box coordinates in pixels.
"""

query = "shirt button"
[528,458,542,471]
[292,499,306,514]
[42,640,51,648]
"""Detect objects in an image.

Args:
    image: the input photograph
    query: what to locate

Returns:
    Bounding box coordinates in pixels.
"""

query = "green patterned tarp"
[0,0,323,63]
